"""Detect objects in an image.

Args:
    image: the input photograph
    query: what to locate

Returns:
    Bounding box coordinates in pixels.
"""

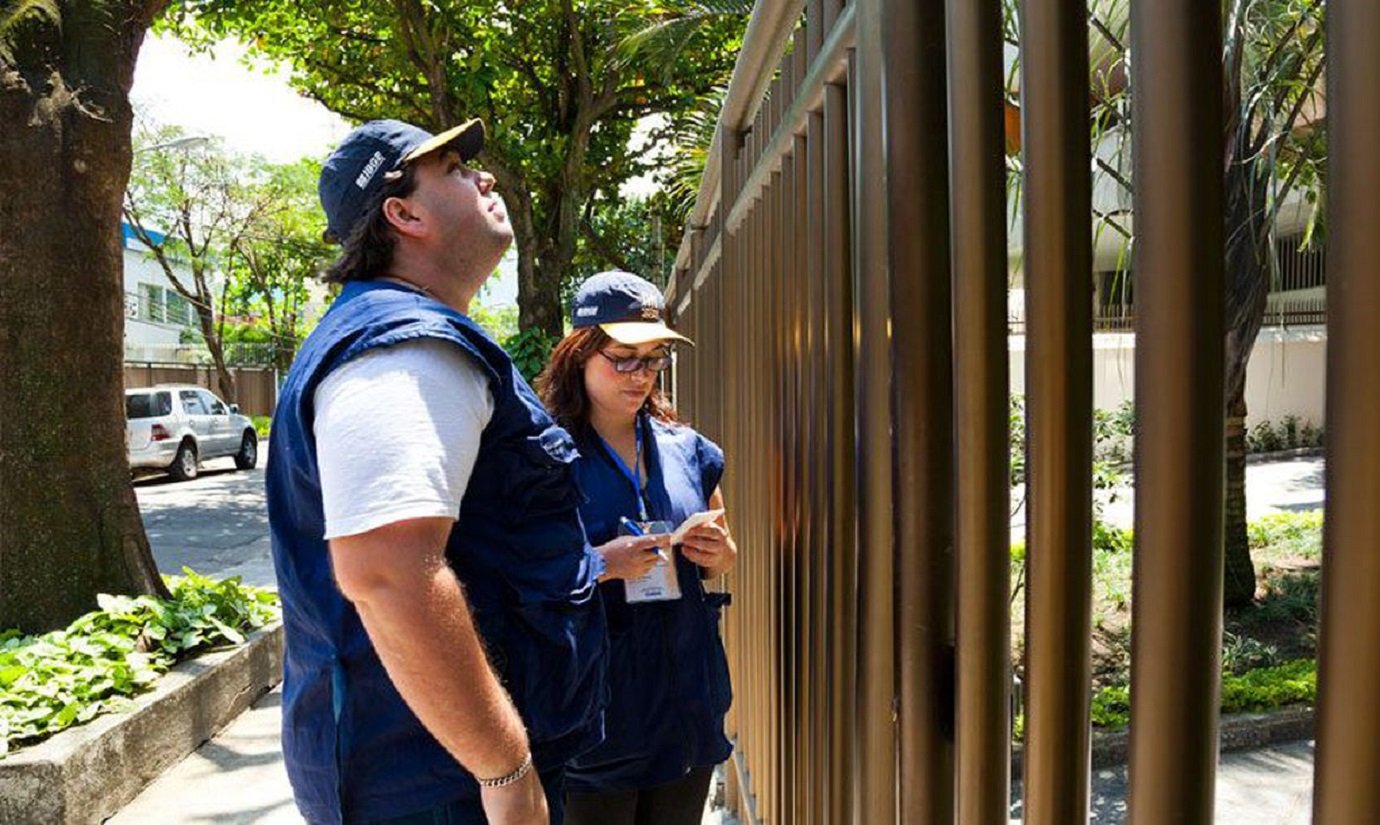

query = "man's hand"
[595,533,669,581]
[480,768,549,825]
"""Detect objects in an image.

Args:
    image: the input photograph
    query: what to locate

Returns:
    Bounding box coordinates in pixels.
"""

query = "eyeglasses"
[599,350,672,374]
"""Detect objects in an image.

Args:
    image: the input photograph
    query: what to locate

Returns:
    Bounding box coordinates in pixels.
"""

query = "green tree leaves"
[163,0,746,335]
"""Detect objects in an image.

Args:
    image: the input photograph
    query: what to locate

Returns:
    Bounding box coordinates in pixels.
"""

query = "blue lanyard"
[601,426,648,521]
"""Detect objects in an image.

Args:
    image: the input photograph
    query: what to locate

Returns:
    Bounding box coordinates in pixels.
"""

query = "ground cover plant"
[0,570,279,756]
[1011,508,1323,734]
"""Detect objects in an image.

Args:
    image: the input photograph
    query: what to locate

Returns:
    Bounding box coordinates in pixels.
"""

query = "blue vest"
[563,414,733,793]
[266,280,607,824]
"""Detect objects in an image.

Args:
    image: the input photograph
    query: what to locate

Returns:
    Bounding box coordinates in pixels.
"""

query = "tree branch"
[562,0,593,108]
[580,215,637,273]
[391,0,456,128]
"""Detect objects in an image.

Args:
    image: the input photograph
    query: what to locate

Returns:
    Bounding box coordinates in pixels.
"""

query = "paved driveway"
[1012,454,1325,541]
[134,450,275,588]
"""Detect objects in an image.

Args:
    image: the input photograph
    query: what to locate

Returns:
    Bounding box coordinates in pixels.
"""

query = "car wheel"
[168,441,199,481]
[234,431,258,470]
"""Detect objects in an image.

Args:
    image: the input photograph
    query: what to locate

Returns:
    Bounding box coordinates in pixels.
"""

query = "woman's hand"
[681,520,737,578]
[595,534,668,581]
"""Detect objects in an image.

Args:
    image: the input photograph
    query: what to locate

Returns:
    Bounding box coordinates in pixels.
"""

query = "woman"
[538,271,738,825]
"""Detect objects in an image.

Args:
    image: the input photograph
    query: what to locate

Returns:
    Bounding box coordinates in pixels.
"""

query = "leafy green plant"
[1246,416,1324,453]
[0,570,279,757]
[251,416,272,439]
[1089,659,1316,731]
[1092,525,1135,611]
[1091,685,1131,730]
[1093,519,1133,556]
[1280,415,1300,448]
[1221,631,1281,675]
[1220,658,1316,714]
[503,327,560,384]
[1009,394,1026,486]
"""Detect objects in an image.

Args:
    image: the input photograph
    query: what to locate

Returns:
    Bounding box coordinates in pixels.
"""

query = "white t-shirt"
[313,338,495,540]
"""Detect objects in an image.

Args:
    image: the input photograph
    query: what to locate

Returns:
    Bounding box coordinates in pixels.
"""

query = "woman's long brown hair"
[536,326,679,433]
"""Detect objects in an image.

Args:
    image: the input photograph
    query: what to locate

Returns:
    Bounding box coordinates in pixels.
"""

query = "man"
[266,119,663,825]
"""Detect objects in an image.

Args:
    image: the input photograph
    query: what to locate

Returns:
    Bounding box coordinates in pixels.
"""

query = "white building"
[121,222,215,363]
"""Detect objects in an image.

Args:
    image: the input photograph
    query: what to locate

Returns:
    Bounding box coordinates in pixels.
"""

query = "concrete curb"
[0,623,284,825]
[1245,446,1324,465]
[1011,704,1313,780]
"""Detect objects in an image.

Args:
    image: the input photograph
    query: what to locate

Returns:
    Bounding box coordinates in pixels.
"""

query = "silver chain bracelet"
[476,751,533,789]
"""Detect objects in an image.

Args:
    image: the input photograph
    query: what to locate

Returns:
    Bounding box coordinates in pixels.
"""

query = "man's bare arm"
[329,516,529,780]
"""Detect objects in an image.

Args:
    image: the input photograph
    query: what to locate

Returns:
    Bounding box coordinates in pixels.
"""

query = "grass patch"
[1249,511,1324,562]
[0,570,279,757]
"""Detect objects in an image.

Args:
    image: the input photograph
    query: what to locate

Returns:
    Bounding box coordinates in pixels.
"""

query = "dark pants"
[563,766,715,825]
[365,766,567,825]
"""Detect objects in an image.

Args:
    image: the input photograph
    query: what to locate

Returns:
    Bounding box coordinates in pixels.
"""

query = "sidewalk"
[111,683,1313,824]
[110,687,734,824]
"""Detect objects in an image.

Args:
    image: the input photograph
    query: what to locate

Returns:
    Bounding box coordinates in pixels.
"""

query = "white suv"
[125,385,259,481]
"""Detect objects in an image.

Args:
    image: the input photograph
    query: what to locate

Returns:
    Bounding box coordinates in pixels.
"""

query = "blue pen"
[620,517,669,562]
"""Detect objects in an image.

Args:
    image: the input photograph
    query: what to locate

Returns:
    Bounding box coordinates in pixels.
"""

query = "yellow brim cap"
[402,118,485,164]
[600,321,695,347]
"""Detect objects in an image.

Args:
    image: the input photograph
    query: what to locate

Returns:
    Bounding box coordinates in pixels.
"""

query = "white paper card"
[669,509,725,545]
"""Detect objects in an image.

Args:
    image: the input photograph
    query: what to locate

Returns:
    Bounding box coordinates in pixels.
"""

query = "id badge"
[620,519,681,603]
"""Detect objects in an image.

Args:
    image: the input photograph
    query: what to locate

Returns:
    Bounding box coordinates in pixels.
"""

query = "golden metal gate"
[664,0,1379,823]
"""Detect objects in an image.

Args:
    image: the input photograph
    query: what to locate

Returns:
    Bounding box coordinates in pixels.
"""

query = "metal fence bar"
[880,0,956,822]
[790,128,813,825]
[1018,0,1094,822]
[946,0,1013,821]
[802,116,826,825]
[822,79,856,825]
[1126,2,1226,822]
[1314,0,1380,820]
[851,1,898,820]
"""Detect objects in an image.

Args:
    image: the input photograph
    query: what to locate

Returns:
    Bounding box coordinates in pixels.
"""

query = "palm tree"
[617,0,754,223]
[1219,0,1325,607]
[1005,0,1326,609]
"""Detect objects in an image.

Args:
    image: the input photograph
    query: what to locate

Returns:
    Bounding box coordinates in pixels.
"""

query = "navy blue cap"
[318,118,484,243]
[571,271,694,346]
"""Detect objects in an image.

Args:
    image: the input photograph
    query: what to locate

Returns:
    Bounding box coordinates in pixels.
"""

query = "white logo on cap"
[575,306,599,318]
[356,151,386,189]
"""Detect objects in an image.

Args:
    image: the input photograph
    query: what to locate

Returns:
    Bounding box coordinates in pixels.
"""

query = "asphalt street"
[134,450,276,588]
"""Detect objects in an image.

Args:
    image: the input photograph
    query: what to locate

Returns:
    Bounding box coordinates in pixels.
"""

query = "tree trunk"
[1221,132,1272,609]
[194,302,237,403]
[1223,408,1256,606]
[507,190,565,341]
[0,4,170,632]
